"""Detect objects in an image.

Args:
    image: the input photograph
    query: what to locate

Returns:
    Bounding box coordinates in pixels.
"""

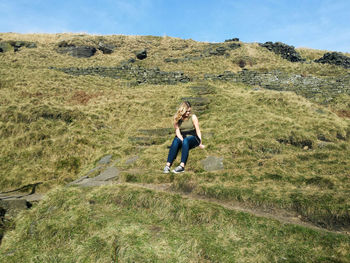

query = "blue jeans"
[167,136,200,166]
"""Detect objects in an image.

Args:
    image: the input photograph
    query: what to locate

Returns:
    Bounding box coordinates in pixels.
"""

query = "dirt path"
[129,182,349,236]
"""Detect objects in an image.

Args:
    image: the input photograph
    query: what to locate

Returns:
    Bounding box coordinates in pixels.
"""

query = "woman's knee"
[172,137,182,146]
[183,137,190,146]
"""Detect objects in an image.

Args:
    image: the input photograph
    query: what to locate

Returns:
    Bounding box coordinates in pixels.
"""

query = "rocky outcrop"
[315,52,350,69]
[68,155,119,187]
[51,64,191,85]
[0,40,37,53]
[204,70,350,104]
[98,42,116,54]
[57,40,116,57]
[259,42,304,62]
[57,43,97,58]
[225,38,239,42]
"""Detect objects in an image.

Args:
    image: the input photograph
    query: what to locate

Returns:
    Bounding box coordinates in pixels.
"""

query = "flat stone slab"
[67,175,90,186]
[98,155,113,165]
[25,194,44,202]
[76,180,114,188]
[69,166,119,187]
[92,167,119,181]
[125,156,139,165]
[201,156,224,171]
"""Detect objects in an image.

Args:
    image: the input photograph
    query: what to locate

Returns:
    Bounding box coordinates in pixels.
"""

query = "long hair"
[173,101,191,125]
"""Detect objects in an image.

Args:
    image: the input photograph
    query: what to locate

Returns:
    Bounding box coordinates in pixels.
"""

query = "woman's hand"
[199,144,205,149]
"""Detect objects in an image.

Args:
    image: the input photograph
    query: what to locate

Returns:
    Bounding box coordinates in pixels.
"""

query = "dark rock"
[207,46,228,56]
[98,42,115,54]
[336,132,346,140]
[52,64,190,85]
[225,38,239,42]
[201,156,224,171]
[277,137,313,149]
[215,46,227,55]
[259,41,304,62]
[127,58,136,63]
[227,43,241,50]
[317,134,330,142]
[136,49,147,60]
[58,41,74,47]
[315,52,350,69]
[238,59,246,68]
[203,69,350,104]
[57,45,97,58]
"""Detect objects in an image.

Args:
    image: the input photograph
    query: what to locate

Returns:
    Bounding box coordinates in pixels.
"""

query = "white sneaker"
[163,166,171,173]
[172,165,185,173]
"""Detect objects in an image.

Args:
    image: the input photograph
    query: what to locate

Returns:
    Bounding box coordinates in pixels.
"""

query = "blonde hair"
[173,101,191,125]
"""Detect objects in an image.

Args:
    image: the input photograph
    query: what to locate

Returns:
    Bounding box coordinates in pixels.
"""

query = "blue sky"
[1,0,349,52]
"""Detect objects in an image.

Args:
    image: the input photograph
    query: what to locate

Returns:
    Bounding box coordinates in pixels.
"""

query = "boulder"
[201,156,224,171]
[259,41,304,62]
[136,49,147,60]
[315,52,350,69]
[57,45,97,58]
[98,42,115,54]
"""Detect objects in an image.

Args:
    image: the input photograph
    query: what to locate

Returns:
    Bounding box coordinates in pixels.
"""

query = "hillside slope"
[0,33,349,261]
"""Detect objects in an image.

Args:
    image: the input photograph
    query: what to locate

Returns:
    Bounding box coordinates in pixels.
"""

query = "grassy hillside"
[0,33,349,261]
[1,184,349,262]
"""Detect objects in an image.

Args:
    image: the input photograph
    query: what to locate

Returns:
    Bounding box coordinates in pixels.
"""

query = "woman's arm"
[192,115,205,148]
[174,123,184,141]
